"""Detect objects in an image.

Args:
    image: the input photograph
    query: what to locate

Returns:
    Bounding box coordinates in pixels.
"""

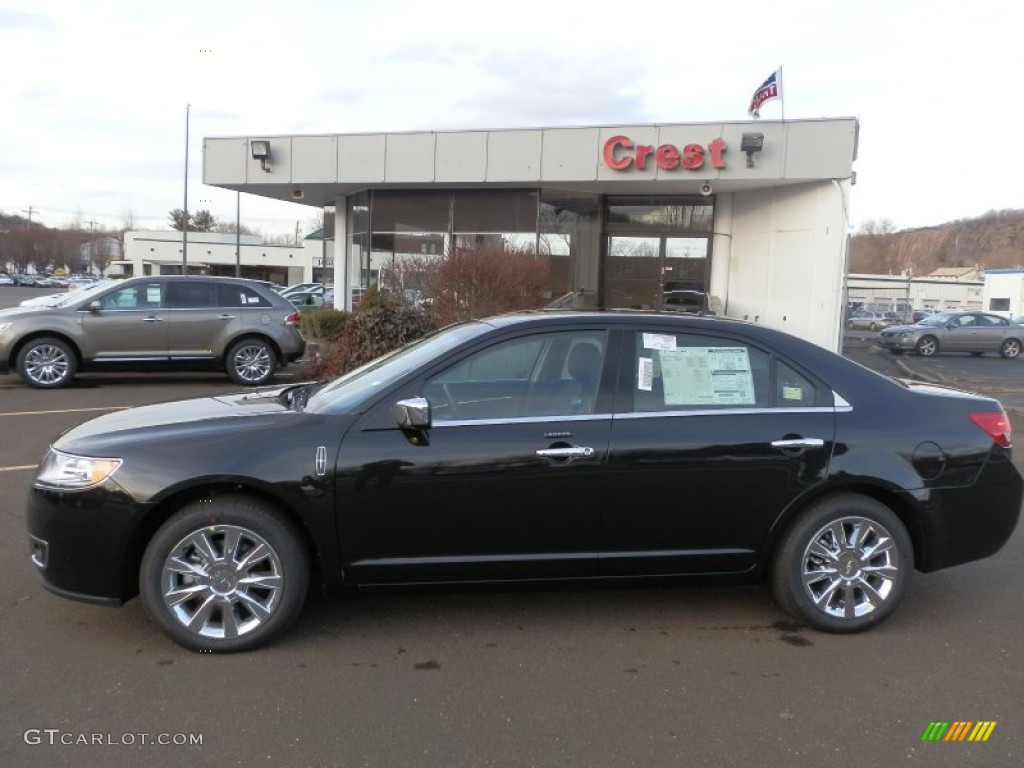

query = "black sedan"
[27,312,1023,651]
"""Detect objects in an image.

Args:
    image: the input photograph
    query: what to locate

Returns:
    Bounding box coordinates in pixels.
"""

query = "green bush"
[300,309,350,341]
[314,295,432,379]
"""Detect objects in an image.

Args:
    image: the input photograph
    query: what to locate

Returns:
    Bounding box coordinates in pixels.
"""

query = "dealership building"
[203,117,858,350]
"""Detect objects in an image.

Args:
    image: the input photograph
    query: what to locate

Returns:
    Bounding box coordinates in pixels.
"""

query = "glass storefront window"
[606,197,712,233]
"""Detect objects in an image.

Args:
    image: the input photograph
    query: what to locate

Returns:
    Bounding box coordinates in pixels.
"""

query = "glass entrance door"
[606,236,709,311]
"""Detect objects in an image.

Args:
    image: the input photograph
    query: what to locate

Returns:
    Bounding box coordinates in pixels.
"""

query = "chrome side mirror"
[392,396,431,429]
[87,300,102,311]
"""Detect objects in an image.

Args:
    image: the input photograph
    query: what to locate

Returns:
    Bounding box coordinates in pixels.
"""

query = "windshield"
[51,280,117,307]
[920,313,954,326]
[304,321,492,414]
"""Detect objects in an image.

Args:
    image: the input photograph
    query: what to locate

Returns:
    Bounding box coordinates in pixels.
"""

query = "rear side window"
[217,283,273,308]
[630,330,822,411]
[165,281,217,308]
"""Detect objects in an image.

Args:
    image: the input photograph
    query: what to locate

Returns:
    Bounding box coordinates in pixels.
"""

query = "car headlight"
[34,449,122,490]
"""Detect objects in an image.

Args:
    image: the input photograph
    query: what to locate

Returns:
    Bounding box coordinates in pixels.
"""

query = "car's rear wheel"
[771,494,912,633]
[869,322,879,331]
[1000,339,1021,359]
[140,495,310,652]
[226,337,277,386]
[915,336,938,356]
[16,337,77,388]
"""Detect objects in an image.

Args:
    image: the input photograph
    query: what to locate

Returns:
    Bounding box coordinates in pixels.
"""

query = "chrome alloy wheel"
[161,525,284,640]
[24,343,71,385]
[232,343,272,383]
[800,516,900,620]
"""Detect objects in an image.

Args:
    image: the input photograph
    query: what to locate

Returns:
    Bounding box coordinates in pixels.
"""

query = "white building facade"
[203,118,858,351]
[120,230,316,286]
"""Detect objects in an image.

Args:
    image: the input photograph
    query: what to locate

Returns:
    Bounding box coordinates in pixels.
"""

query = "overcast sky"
[1,0,1021,237]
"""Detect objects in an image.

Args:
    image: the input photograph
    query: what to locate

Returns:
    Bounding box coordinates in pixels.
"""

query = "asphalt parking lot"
[2,293,1022,767]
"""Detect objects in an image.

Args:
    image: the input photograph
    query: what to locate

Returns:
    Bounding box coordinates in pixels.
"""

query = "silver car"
[846,310,897,331]
[0,275,306,388]
[876,311,1023,358]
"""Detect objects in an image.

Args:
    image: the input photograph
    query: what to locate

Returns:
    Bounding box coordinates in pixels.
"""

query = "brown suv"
[0,276,306,388]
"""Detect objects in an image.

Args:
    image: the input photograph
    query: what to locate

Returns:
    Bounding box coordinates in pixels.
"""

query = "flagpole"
[778,66,785,120]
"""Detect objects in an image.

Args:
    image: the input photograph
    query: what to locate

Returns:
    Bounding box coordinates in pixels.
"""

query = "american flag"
[748,70,781,118]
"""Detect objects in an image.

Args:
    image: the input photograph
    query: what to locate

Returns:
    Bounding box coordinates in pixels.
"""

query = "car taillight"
[969,411,1012,448]
[285,311,301,326]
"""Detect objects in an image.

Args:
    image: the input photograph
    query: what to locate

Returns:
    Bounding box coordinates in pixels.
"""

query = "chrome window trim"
[615,406,837,420]
[434,413,612,428]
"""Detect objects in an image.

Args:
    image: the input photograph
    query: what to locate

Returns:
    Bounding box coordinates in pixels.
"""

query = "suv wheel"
[17,337,77,388]
[226,338,277,386]
[771,494,912,633]
[139,495,310,652]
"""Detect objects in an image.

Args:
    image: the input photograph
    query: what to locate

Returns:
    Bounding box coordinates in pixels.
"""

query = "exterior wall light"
[740,132,764,168]
[251,140,271,172]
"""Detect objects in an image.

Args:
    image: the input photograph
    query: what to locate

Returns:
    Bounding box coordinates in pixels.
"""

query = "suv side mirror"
[391,397,431,429]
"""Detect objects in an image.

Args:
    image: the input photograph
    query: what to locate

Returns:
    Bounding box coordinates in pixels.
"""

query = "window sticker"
[643,333,677,350]
[782,385,804,401]
[660,347,755,405]
[638,357,654,391]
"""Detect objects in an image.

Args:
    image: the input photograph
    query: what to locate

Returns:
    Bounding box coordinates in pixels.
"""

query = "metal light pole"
[182,104,190,273]
[235,191,241,277]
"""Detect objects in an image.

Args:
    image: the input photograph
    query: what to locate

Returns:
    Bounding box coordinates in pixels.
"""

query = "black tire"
[1000,339,1021,359]
[869,322,879,331]
[771,493,912,633]
[139,495,310,652]
[16,337,77,388]
[915,336,938,357]
[226,337,277,386]
[846,320,854,329]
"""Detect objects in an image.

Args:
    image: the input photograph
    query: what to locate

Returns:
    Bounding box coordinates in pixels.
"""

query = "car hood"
[52,386,303,454]
[882,323,926,333]
[0,304,63,318]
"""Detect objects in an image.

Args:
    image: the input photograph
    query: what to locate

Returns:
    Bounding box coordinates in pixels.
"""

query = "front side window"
[99,283,162,310]
[423,330,608,422]
[629,331,821,412]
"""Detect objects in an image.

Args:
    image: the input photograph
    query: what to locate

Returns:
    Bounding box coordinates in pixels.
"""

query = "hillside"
[849,209,1024,275]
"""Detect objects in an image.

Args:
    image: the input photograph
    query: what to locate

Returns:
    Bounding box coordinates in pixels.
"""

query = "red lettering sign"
[602,136,728,172]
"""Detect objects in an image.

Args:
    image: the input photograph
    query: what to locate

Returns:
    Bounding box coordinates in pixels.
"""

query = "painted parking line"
[0,406,128,417]
[0,465,37,472]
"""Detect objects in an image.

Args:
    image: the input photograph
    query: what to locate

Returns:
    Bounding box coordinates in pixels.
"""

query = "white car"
[0,275,15,286]
[19,292,67,308]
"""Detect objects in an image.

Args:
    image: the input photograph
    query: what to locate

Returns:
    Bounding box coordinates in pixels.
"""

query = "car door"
[335,328,614,584]
[79,281,167,361]
[600,326,835,575]
[164,280,240,360]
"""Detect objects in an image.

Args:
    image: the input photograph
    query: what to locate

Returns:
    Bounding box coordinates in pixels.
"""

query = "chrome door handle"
[536,446,595,459]
[143,316,163,322]
[771,438,825,449]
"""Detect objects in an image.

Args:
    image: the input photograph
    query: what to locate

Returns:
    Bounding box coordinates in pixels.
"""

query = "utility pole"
[182,103,190,273]
[235,191,241,278]
[22,206,35,226]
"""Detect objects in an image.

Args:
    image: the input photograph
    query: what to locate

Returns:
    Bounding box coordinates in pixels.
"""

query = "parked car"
[846,310,897,331]
[876,311,1023,358]
[0,275,306,388]
[279,282,323,298]
[912,308,939,323]
[26,311,1022,651]
[0,274,15,286]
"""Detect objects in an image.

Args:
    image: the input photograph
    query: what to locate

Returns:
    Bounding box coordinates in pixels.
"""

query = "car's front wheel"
[771,494,912,633]
[226,337,277,386]
[915,336,939,356]
[1000,339,1021,359]
[139,495,310,652]
[16,337,77,388]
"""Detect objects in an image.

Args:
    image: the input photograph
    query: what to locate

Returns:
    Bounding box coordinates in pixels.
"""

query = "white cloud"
[0,0,1020,234]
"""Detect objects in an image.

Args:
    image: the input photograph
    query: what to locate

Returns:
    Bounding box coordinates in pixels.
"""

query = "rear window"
[217,283,273,308]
